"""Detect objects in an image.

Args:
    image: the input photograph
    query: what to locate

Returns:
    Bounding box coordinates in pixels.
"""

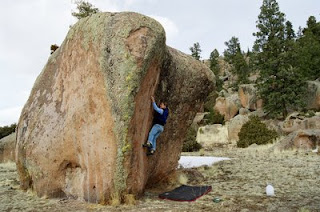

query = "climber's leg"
[150,124,164,151]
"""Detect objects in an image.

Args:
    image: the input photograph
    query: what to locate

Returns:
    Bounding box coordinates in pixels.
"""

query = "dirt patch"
[1,146,320,211]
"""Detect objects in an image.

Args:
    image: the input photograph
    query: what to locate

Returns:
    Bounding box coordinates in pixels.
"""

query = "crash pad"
[159,185,212,201]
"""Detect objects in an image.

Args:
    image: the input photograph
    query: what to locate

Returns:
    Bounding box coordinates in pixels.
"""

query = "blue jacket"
[152,102,169,126]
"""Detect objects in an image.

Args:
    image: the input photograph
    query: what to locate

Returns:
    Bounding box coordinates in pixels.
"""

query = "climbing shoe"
[147,150,155,156]
[142,142,152,148]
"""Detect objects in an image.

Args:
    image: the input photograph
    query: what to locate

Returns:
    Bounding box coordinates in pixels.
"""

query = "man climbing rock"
[143,96,169,155]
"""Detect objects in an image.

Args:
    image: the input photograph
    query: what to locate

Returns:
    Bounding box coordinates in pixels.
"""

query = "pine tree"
[189,42,201,60]
[232,51,250,85]
[223,36,241,64]
[209,49,223,91]
[253,0,306,118]
[295,16,320,80]
[223,37,250,85]
[209,49,220,75]
[72,0,100,20]
[283,21,296,66]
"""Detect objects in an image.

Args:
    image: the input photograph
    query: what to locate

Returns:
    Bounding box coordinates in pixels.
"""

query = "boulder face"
[238,84,263,111]
[15,12,214,203]
[306,81,320,110]
[196,124,229,149]
[0,133,16,163]
[274,130,320,151]
[280,112,320,134]
[214,93,241,121]
[227,114,249,143]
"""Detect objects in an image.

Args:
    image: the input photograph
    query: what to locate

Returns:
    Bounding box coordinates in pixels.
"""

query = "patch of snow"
[178,156,230,168]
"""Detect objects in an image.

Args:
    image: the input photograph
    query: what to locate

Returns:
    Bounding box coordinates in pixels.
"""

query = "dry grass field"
[1,145,319,212]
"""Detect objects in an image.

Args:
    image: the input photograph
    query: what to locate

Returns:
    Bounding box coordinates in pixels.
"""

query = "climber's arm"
[152,102,164,115]
[151,96,163,114]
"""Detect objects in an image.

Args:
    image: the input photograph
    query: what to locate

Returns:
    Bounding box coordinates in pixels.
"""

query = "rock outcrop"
[15,12,214,203]
[227,114,250,143]
[192,112,208,126]
[280,112,320,134]
[306,81,320,110]
[0,133,16,163]
[238,84,262,111]
[196,124,229,149]
[274,130,320,151]
[214,93,241,121]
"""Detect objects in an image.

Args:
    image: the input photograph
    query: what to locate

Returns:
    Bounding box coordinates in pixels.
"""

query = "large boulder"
[263,119,282,135]
[0,133,16,163]
[196,124,229,149]
[274,130,320,151]
[238,84,263,111]
[214,93,241,121]
[227,114,249,144]
[192,112,208,126]
[15,12,214,203]
[280,112,320,134]
[306,81,320,110]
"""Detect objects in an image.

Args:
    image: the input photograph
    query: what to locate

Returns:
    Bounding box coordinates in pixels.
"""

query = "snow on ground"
[178,156,230,168]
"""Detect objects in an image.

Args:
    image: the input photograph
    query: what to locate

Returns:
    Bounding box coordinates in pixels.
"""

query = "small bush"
[204,91,218,112]
[50,44,59,54]
[305,110,316,118]
[204,109,225,125]
[215,77,224,92]
[110,192,120,206]
[0,123,16,140]
[237,116,278,148]
[182,126,202,152]
[178,173,188,185]
[199,148,205,156]
[124,194,136,205]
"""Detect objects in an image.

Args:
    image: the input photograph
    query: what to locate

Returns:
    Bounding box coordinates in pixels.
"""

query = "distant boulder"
[0,133,15,163]
[227,114,250,144]
[280,112,320,134]
[238,84,263,111]
[306,81,320,110]
[274,130,320,151]
[196,124,229,149]
[214,93,241,121]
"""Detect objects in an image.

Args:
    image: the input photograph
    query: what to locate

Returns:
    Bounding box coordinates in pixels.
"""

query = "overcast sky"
[0,0,319,126]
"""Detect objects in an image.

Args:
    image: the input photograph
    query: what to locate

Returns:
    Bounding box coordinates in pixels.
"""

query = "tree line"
[190,0,320,119]
[48,0,319,120]
[0,123,16,139]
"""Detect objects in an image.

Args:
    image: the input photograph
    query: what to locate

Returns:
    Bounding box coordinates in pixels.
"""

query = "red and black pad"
[159,185,212,202]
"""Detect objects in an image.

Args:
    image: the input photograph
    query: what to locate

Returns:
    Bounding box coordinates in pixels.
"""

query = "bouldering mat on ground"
[158,185,212,201]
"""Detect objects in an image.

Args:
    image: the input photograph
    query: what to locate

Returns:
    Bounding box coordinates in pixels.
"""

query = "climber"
[143,96,169,155]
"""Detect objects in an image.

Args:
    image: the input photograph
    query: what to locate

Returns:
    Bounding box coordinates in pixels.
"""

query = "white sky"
[0,0,319,126]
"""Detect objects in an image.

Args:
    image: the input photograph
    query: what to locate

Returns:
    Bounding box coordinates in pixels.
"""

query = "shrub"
[0,123,16,140]
[215,77,224,92]
[237,116,277,148]
[204,109,225,125]
[182,126,202,152]
[305,110,316,118]
[50,44,59,54]
[204,91,218,112]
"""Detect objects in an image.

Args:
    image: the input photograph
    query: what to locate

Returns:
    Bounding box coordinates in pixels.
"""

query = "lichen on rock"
[15,12,214,204]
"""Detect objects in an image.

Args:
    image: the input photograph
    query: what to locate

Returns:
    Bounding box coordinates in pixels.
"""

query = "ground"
[1,146,319,212]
